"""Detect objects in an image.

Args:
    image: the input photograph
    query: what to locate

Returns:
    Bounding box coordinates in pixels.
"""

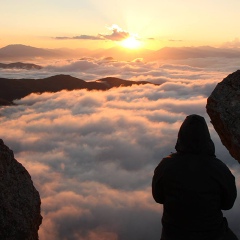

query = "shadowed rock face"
[206,70,240,163]
[0,139,42,239]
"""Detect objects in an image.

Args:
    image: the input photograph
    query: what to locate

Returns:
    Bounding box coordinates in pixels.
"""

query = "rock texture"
[0,139,42,239]
[206,70,240,163]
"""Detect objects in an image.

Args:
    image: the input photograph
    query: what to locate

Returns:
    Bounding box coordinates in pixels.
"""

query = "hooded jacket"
[152,115,237,240]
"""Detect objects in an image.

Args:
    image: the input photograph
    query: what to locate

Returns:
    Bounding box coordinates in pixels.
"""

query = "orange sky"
[1,1,240,50]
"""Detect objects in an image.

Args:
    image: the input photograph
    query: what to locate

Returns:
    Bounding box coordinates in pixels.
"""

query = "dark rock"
[206,70,240,163]
[0,75,158,106]
[0,139,42,239]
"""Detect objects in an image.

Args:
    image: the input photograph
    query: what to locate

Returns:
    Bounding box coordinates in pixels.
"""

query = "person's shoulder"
[154,153,179,174]
[210,156,228,167]
[159,152,182,167]
[208,156,233,174]
[161,152,179,161]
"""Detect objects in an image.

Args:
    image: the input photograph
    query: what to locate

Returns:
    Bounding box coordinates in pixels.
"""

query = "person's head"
[175,114,215,156]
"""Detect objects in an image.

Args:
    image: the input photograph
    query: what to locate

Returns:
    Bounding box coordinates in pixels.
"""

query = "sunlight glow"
[121,36,142,49]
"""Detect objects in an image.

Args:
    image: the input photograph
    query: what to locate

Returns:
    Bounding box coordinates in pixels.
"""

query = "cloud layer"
[0,58,240,239]
[55,24,131,42]
[1,54,238,82]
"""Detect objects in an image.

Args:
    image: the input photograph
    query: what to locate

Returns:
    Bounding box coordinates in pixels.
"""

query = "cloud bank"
[1,54,239,83]
[0,58,240,239]
[55,24,131,42]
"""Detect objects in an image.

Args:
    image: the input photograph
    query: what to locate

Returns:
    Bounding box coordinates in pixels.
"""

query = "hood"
[175,114,215,156]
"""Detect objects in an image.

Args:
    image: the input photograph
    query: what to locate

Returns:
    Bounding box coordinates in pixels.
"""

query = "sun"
[121,36,142,49]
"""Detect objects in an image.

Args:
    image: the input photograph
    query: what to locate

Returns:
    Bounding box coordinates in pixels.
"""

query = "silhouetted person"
[152,114,238,240]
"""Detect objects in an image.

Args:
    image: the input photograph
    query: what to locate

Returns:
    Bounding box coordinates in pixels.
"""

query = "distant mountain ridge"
[0,44,60,59]
[0,74,157,106]
[0,44,93,60]
[151,46,240,60]
[0,62,42,70]
[2,44,240,61]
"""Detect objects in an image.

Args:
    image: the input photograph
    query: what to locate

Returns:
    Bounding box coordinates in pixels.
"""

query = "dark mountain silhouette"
[0,75,156,106]
[0,98,13,106]
[0,62,42,70]
[96,77,152,88]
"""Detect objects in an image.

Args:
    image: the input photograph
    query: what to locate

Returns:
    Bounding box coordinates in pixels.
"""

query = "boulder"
[0,139,42,239]
[206,70,240,163]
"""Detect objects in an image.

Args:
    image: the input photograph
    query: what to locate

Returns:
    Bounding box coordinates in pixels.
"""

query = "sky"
[1,0,240,49]
[0,57,240,239]
[1,1,240,239]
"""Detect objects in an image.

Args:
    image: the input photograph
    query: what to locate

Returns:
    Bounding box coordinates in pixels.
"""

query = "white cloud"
[221,38,240,49]
[0,57,239,239]
[1,55,236,82]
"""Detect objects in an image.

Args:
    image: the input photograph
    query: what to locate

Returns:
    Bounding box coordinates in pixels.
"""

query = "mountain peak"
[0,75,157,105]
[0,44,59,59]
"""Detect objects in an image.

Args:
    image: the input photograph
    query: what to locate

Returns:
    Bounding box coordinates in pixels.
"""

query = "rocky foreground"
[0,139,42,239]
[207,70,240,163]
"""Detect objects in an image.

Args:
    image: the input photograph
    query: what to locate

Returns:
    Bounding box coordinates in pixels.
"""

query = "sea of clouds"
[0,57,240,239]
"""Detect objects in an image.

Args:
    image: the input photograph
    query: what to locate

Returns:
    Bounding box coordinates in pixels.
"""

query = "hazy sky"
[1,0,240,49]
